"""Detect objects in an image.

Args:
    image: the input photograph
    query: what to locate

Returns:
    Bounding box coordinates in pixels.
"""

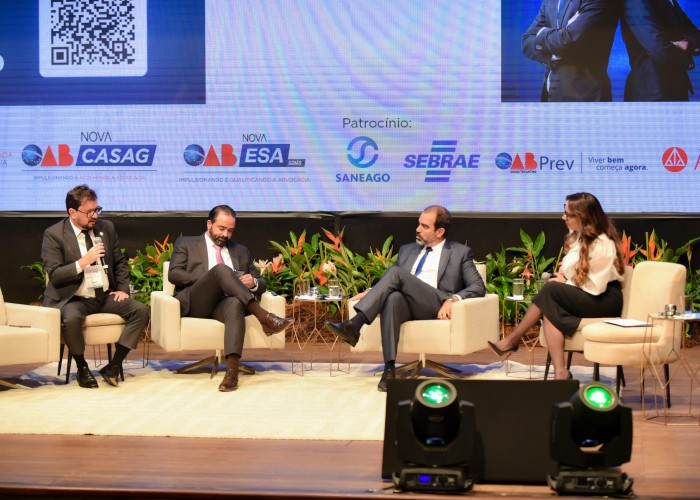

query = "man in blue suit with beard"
[621,0,700,101]
[522,0,621,102]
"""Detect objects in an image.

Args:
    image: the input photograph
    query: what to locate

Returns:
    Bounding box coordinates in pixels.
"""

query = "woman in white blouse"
[488,192,625,379]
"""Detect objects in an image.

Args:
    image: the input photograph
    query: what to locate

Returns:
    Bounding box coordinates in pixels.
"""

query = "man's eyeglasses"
[76,206,102,217]
[563,211,577,220]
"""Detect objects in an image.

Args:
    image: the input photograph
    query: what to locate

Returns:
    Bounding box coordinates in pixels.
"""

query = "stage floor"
[1,344,699,500]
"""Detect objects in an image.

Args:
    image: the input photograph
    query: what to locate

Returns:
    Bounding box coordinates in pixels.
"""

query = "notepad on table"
[603,318,653,327]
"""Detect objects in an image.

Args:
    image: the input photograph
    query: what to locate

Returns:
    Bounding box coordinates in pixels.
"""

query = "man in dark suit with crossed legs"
[168,205,293,392]
[42,185,149,388]
[326,206,486,391]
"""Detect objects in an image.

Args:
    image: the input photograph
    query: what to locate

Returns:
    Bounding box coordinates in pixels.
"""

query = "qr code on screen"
[39,0,147,78]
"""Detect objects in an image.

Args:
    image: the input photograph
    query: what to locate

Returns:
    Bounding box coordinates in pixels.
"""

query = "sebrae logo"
[404,140,479,183]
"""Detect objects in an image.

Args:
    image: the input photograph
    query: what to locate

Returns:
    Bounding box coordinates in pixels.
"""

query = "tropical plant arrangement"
[127,235,174,306]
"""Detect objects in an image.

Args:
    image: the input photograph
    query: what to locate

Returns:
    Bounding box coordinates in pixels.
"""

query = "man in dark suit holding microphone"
[326,205,486,391]
[522,0,620,102]
[42,185,149,388]
[168,205,293,392]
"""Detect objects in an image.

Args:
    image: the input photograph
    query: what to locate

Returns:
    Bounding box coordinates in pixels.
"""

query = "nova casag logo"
[404,140,479,182]
[239,143,305,168]
[495,152,576,173]
[184,144,237,167]
[22,144,157,167]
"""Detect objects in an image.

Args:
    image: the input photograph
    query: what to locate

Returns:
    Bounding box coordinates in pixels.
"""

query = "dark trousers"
[61,295,149,355]
[353,266,444,362]
[175,265,255,357]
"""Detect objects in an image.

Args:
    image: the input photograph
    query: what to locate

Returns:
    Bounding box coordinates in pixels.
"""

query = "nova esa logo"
[184,144,237,167]
[404,140,479,182]
[22,143,157,167]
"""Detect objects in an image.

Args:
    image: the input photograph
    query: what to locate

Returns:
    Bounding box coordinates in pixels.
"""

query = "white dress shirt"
[560,233,623,295]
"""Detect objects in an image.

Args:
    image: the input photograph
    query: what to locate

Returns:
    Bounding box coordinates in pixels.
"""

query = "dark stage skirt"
[532,280,622,336]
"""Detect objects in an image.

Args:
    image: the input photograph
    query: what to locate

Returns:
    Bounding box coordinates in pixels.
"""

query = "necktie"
[413,247,432,276]
[215,245,225,265]
[82,230,105,300]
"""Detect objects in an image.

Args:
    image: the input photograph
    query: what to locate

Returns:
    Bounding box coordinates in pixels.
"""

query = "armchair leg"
[544,353,552,380]
[175,354,259,378]
[593,363,600,381]
[395,355,460,380]
[664,363,671,409]
[176,355,218,378]
[0,378,32,390]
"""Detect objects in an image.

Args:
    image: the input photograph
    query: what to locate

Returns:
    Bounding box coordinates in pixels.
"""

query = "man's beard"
[209,230,229,247]
[415,235,425,246]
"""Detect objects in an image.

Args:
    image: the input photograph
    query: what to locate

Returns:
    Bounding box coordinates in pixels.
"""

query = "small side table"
[290,295,351,376]
[641,313,699,426]
[502,296,541,379]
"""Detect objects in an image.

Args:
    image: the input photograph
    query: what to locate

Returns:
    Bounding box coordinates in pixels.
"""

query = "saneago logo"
[184,144,237,167]
[337,136,389,183]
[663,147,687,172]
[22,143,157,167]
[495,152,536,172]
[347,136,378,168]
[404,140,479,182]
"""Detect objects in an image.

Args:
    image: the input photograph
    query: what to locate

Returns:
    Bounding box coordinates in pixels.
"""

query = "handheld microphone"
[92,233,108,269]
[541,272,553,281]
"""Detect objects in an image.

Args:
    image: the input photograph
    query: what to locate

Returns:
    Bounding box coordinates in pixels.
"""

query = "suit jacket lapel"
[63,219,82,263]
[196,234,210,269]
[437,240,451,284]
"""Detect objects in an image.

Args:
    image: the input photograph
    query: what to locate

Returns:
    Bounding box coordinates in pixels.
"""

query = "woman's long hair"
[563,192,625,286]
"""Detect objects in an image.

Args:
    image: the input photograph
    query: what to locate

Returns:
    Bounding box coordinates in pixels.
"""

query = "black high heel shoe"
[487,340,519,360]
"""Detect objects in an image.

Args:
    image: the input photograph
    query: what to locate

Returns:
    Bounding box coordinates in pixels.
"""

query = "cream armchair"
[150,262,287,376]
[582,261,686,409]
[538,266,633,380]
[347,264,500,377]
[0,287,61,388]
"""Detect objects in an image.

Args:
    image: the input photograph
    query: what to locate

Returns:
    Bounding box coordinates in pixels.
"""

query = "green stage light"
[420,382,453,407]
[582,384,616,411]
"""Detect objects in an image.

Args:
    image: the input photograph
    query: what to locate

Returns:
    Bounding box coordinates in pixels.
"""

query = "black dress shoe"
[99,364,120,387]
[377,367,395,392]
[259,313,294,335]
[487,340,519,360]
[76,365,99,388]
[325,320,360,347]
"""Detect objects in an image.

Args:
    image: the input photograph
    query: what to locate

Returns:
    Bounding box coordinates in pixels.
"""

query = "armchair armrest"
[449,294,500,354]
[150,291,183,352]
[5,303,61,361]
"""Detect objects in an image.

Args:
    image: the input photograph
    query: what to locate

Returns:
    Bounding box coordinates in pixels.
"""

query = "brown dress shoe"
[218,367,239,392]
[259,313,294,335]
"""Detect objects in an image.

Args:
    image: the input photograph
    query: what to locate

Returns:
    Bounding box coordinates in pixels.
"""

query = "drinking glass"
[297,279,310,297]
[512,278,525,298]
[684,294,694,314]
[327,279,341,298]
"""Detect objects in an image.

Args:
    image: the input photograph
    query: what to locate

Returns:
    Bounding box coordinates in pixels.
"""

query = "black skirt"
[532,280,623,336]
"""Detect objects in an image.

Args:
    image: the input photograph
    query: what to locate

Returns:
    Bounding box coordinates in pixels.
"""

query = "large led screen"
[1,0,699,213]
